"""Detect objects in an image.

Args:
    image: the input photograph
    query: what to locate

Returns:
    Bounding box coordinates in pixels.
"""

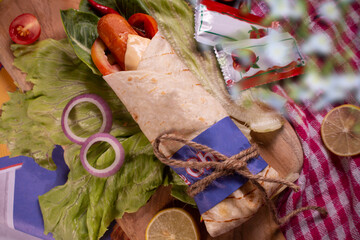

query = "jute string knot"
[153,133,327,226]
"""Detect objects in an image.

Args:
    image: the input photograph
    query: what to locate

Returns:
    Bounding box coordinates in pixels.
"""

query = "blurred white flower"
[326,79,348,102]
[303,71,329,92]
[290,72,360,110]
[332,74,359,91]
[298,88,316,102]
[312,95,332,110]
[267,0,304,19]
[265,42,290,65]
[318,1,341,22]
[264,31,294,66]
[301,33,333,55]
[312,80,346,110]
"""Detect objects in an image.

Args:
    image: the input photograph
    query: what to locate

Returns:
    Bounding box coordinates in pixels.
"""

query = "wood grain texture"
[0,1,304,239]
[0,0,81,91]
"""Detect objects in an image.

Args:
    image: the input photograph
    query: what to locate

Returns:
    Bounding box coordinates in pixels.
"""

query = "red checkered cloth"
[274,86,360,240]
[248,0,360,239]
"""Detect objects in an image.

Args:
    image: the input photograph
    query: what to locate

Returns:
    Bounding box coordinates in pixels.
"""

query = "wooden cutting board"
[0,1,304,239]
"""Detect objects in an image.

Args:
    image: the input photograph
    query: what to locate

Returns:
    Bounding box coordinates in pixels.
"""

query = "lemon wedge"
[145,208,200,240]
[321,104,360,157]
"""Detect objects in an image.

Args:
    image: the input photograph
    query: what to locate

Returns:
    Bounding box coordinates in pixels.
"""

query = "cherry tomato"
[128,13,158,39]
[9,13,41,45]
[91,37,121,76]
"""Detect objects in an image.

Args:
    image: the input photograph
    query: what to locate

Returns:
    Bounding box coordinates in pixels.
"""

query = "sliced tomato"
[91,37,121,76]
[128,13,158,39]
[9,13,41,45]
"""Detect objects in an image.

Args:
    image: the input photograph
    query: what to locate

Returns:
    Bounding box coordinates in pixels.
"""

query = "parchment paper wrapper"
[104,32,281,237]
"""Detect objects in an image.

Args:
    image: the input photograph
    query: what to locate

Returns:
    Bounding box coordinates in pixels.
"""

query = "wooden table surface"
[0,1,304,239]
[0,0,81,91]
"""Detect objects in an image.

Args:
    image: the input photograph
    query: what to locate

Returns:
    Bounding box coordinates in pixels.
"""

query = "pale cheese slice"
[124,34,151,70]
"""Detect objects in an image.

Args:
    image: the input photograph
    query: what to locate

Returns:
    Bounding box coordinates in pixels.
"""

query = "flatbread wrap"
[104,32,281,237]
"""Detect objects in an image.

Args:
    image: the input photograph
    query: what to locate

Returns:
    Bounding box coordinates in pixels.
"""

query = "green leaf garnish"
[60,9,101,75]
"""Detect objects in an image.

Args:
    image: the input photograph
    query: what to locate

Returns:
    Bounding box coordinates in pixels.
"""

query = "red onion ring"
[61,94,113,145]
[80,133,125,178]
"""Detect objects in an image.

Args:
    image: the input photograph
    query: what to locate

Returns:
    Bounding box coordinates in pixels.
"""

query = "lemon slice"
[145,208,200,240]
[321,104,360,157]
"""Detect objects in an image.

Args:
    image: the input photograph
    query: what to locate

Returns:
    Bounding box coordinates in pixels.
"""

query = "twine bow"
[153,133,327,226]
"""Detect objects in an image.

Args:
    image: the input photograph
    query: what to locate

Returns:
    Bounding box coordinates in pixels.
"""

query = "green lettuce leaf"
[0,91,60,169]
[0,36,193,239]
[167,169,196,206]
[0,39,137,168]
[39,133,164,240]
